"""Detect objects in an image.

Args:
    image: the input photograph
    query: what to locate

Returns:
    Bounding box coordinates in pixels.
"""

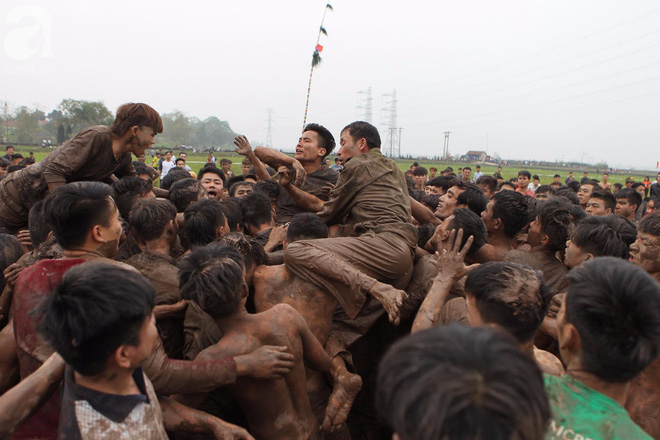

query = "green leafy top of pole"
[303,3,333,127]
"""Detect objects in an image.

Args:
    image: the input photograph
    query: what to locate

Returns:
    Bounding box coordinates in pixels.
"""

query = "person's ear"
[130,125,140,137]
[541,233,550,247]
[318,148,327,158]
[493,217,503,231]
[241,282,249,299]
[283,240,288,250]
[216,223,227,239]
[91,225,106,243]
[559,321,582,357]
[112,344,135,369]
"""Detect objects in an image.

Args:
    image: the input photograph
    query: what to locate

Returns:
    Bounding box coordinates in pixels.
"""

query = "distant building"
[465,150,488,162]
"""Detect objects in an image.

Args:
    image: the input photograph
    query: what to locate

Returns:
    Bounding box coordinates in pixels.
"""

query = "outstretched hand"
[435,228,477,282]
[233,136,253,156]
[291,160,307,187]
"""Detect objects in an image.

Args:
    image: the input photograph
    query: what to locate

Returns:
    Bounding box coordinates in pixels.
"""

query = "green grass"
[8,145,654,186]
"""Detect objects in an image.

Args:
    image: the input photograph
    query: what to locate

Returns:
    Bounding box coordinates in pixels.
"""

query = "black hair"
[565,257,660,382]
[639,211,660,237]
[417,222,436,248]
[455,181,488,216]
[491,191,529,238]
[7,165,25,174]
[341,121,381,149]
[182,198,227,247]
[517,170,531,179]
[421,193,440,211]
[476,175,497,194]
[613,182,623,191]
[169,178,205,212]
[0,158,8,168]
[555,187,580,205]
[463,166,472,172]
[254,180,281,200]
[554,174,561,178]
[287,213,329,242]
[217,232,267,271]
[112,176,153,220]
[413,167,428,177]
[21,157,35,166]
[376,324,550,440]
[566,180,581,192]
[447,208,488,255]
[220,158,232,166]
[179,244,245,319]
[10,153,23,161]
[198,165,227,187]
[498,181,516,191]
[43,182,114,250]
[427,175,458,192]
[534,185,556,196]
[28,200,50,248]
[589,190,616,213]
[229,181,255,198]
[219,200,244,232]
[160,168,191,191]
[409,189,425,202]
[632,182,645,190]
[466,262,552,343]
[239,192,272,229]
[615,188,642,209]
[38,262,154,376]
[536,198,576,253]
[133,162,158,180]
[129,198,177,242]
[303,123,336,158]
[571,215,635,259]
[0,234,25,293]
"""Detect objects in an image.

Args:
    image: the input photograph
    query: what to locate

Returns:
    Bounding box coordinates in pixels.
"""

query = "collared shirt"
[58,367,168,440]
[275,164,338,223]
[317,148,417,245]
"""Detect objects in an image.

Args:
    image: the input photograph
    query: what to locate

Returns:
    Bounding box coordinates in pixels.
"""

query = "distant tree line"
[0,99,237,148]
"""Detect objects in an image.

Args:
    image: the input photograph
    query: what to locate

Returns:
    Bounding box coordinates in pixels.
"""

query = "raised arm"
[253,146,306,186]
[412,229,474,333]
[277,167,325,213]
[234,136,272,182]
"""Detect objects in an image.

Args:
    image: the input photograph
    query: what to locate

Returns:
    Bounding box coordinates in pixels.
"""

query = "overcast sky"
[2,0,659,170]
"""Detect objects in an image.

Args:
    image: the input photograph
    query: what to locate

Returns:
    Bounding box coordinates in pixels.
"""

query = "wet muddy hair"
[446,208,487,255]
[179,244,245,319]
[466,262,552,343]
[565,257,660,382]
[614,188,642,210]
[555,186,580,205]
[476,175,497,195]
[129,198,177,242]
[455,182,488,217]
[427,175,459,193]
[28,200,50,248]
[183,198,227,247]
[534,185,555,197]
[287,213,328,242]
[342,121,381,150]
[160,168,191,191]
[536,198,576,253]
[111,103,163,136]
[491,190,529,238]
[43,182,114,250]
[304,123,336,158]
[639,211,660,237]
[229,181,255,198]
[169,178,204,213]
[376,324,550,440]
[570,215,634,260]
[219,200,244,232]
[38,262,154,376]
[239,192,272,229]
[0,234,25,292]
[217,232,267,271]
[254,179,281,200]
[589,190,616,213]
[112,176,153,220]
[198,165,227,187]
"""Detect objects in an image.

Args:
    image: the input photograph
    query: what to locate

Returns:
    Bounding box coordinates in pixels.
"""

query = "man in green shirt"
[546,257,660,439]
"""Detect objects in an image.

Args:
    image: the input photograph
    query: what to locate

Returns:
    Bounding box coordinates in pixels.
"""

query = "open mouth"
[208,190,217,197]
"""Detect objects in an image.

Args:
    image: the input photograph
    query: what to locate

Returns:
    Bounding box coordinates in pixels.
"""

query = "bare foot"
[369,282,407,325]
[322,369,363,432]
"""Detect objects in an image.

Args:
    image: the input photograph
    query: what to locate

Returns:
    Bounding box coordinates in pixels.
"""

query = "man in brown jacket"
[0,103,162,232]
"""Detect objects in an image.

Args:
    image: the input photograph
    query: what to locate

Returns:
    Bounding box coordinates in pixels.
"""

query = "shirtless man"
[504,198,574,294]
[0,103,162,232]
[478,190,529,261]
[253,213,361,437]
[464,262,564,375]
[180,244,343,439]
[626,211,660,438]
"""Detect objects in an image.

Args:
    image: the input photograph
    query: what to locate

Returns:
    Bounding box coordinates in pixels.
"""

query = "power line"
[381,90,399,158]
[356,87,373,123]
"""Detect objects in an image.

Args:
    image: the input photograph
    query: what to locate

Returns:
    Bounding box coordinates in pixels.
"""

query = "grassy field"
[8,145,656,186]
